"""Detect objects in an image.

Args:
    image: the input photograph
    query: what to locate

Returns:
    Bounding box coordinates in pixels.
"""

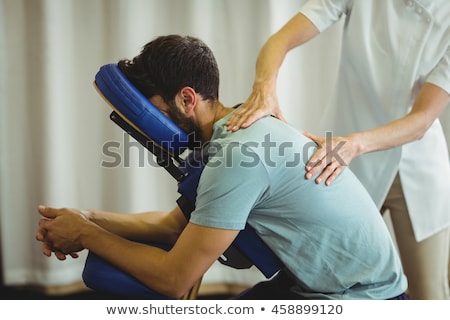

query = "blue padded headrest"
[94,64,189,156]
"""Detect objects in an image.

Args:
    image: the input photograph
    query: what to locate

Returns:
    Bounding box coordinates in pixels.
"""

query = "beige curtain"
[2,0,447,292]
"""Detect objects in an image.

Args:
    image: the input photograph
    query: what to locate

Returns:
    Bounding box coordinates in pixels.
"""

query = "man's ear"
[179,86,197,114]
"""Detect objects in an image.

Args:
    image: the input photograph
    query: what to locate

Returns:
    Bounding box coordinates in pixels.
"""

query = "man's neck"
[199,100,234,142]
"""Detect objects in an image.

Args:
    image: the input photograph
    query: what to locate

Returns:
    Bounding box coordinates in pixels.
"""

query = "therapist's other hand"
[36,205,88,259]
[304,132,357,186]
[226,86,287,131]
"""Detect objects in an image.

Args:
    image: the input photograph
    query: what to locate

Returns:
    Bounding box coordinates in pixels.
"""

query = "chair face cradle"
[83,64,283,299]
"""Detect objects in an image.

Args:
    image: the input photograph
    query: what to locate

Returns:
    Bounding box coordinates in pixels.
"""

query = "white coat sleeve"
[299,0,352,32]
[426,47,450,95]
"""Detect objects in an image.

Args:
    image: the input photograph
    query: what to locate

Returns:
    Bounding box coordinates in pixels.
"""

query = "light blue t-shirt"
[190,109,407,299]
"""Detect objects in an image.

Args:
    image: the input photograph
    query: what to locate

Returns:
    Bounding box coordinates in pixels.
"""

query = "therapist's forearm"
[349,115,429,156]
[253,13,319,88]
[349,83,450,156]
[253,34,290,88]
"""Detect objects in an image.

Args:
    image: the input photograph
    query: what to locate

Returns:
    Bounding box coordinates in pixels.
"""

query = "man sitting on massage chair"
[36,35,408,300]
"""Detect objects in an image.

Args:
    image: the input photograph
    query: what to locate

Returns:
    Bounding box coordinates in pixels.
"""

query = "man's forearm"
[79,222,181,296]
[85,207,185,244]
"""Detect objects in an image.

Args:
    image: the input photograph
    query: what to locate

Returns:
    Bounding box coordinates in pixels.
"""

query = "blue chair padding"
[84,63,283,298]
[83,245,173,299]
[95,64,189,157]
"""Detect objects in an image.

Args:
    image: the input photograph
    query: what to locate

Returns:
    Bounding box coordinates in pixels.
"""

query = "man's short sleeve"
[299,0,352,32]
[189,142,269,230]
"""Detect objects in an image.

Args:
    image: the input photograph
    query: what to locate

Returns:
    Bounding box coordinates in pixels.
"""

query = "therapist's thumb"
[37,205,58,219]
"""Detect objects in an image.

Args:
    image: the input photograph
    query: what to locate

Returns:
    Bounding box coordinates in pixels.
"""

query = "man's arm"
[37,206,238,298]
[36,205,187,260]
[86,222,239,298]
[84,206,188,244]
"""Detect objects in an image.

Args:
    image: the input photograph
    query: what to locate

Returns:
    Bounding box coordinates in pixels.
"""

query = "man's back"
[190,108,407,299]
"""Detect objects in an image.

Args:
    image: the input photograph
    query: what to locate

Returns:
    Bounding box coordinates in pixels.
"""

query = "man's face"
[150,95,203,150]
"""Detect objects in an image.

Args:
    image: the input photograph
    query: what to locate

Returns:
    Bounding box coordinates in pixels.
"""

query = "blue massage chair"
[82,64,282,299]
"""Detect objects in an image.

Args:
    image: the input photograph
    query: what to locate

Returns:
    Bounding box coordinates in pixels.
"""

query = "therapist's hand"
[226,85,287,131]
[36,205,89,259]
[304,132,357,186]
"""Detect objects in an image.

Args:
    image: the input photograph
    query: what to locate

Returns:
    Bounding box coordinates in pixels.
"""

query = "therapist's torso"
[300,0,450,241]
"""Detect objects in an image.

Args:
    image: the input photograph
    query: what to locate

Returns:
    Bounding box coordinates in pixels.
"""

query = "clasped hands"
[36,206,89,260]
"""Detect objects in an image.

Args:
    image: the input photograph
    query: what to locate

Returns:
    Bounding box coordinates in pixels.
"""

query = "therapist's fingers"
[305,153,328,181]
[227,102,272,131]
[304,134,327,176]
[227,89,281,131]
[313,159,346,185]
[304,133,353,181]
[303,131,323,147]
[324,166,346,186]
[274,109,287,123]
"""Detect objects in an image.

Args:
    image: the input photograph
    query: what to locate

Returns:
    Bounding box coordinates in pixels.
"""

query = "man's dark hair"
[118,35,220,104]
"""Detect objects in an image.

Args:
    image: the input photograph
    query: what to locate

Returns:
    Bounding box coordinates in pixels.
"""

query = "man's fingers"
[41,242,53,257]
[35,227,46,241]
[55,252,67,261]
[37,205,59,219]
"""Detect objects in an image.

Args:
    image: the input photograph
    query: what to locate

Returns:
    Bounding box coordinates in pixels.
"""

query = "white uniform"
[300,0,450,242]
